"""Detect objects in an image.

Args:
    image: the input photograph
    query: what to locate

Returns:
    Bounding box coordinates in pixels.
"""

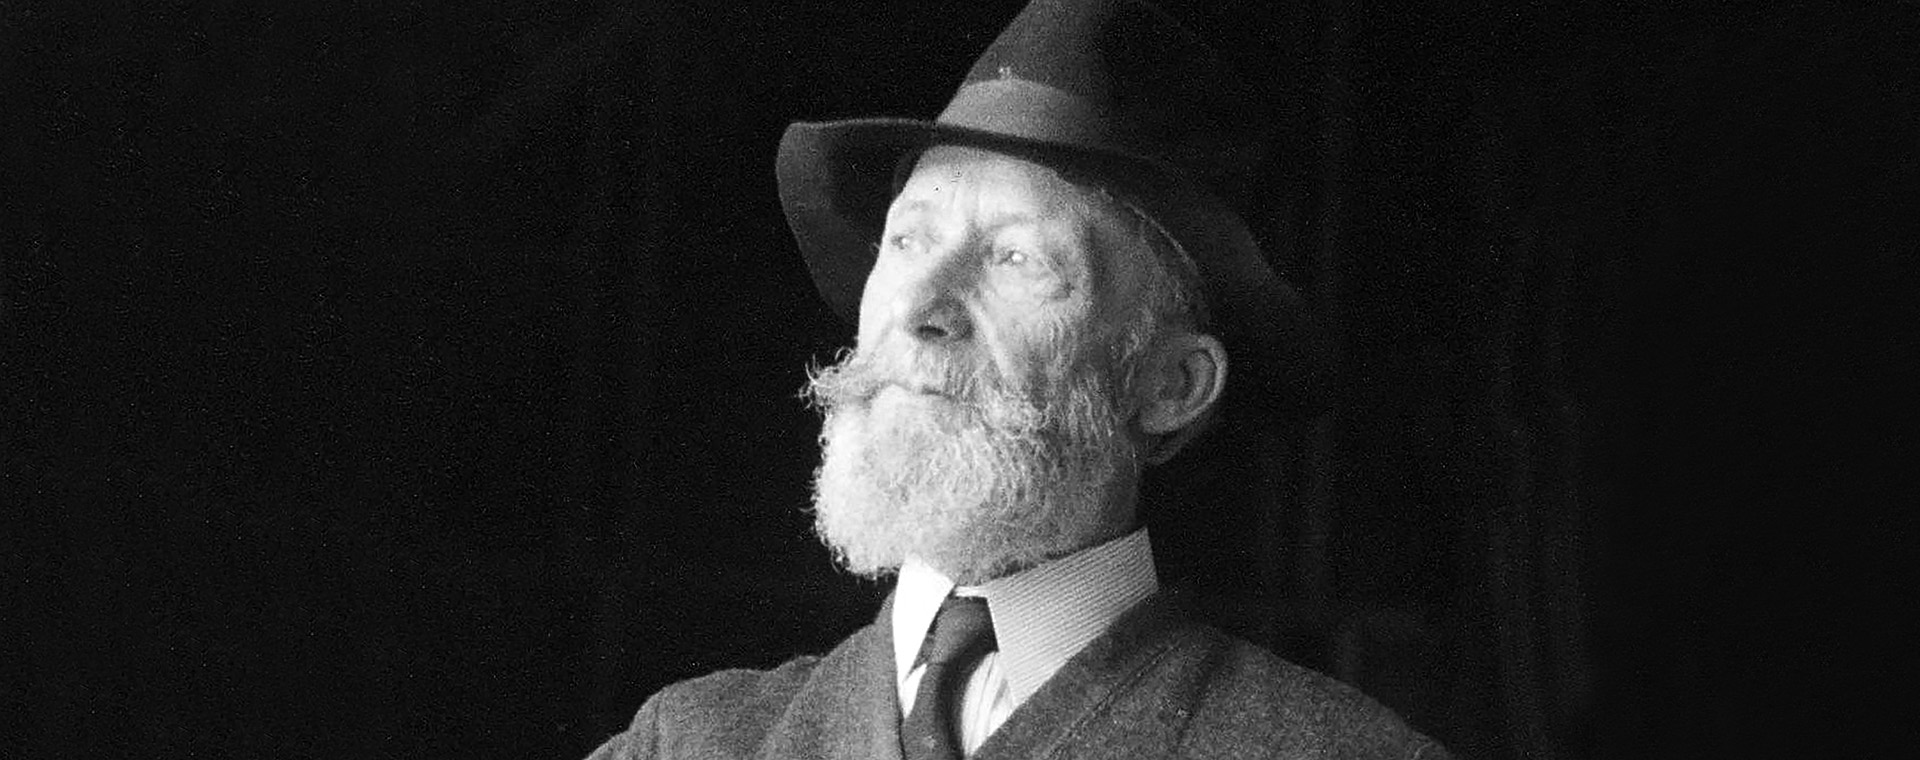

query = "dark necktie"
[902,595,997,760]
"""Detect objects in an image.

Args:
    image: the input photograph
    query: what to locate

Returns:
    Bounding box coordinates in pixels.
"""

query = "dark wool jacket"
[587,593,1450,760]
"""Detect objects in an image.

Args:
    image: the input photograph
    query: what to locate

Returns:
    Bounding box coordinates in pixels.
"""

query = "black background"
[6,1,1913,758]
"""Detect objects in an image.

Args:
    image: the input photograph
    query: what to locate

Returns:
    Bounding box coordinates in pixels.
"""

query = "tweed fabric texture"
[586,591,1451,760]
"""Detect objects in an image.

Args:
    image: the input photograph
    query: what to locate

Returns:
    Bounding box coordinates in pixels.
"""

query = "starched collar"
[891,529,1160,707]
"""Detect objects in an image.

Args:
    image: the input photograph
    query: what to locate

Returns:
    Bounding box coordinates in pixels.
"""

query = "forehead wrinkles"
[893,152,1086,223]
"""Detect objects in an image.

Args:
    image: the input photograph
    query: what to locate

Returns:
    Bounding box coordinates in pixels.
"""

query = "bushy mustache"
[804,341,1136,583]
[804,347,1020,409]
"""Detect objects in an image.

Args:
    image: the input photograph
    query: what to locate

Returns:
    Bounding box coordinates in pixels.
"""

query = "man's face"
[804,146,1162,584]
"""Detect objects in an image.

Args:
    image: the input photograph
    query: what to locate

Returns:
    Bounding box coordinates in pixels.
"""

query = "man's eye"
[885,233,917,252]
[995,247,1030,267]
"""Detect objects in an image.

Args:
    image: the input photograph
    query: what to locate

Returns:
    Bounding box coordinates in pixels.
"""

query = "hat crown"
[945,0,1265,204]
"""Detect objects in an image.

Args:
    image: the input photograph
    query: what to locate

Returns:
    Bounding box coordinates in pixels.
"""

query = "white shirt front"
[891,529,1160,755]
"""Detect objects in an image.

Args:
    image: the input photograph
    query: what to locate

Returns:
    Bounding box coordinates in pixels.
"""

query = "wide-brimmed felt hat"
[777,0,1322,416]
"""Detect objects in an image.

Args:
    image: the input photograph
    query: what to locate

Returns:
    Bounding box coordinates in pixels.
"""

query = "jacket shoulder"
[657,656,824,730]
[1181,627,1449,759]
[585,655,825,760]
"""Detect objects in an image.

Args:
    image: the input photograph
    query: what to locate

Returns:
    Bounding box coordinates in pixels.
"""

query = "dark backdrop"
[6,2,1912,758]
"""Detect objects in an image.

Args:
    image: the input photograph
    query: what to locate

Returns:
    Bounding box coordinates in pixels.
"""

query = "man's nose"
[892,261,973,345]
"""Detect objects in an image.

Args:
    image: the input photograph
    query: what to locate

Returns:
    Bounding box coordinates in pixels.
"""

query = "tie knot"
[921,595,995,667]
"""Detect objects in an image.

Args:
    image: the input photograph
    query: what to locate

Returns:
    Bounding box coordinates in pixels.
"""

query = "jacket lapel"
[755,594,905,760]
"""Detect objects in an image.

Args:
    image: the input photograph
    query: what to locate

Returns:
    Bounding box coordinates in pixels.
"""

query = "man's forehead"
[892,146,1090,216]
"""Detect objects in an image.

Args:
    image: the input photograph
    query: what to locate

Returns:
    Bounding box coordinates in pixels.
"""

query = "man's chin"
[812,487,1082,585]
[816,531,1029,586]
[807,375,1131,584]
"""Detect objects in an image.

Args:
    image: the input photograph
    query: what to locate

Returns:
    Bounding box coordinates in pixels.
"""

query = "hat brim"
[776,117,1325,412]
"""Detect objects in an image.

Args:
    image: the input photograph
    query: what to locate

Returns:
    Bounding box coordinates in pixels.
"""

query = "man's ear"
[1137,331,1227,438]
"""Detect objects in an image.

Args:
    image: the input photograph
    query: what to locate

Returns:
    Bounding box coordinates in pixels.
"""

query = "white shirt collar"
[892,529,1160,707]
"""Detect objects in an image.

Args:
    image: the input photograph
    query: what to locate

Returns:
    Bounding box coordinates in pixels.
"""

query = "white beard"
[803,347,1140,584]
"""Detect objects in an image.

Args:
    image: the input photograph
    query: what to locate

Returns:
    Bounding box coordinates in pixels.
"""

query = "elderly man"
[590,0,1448,758]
